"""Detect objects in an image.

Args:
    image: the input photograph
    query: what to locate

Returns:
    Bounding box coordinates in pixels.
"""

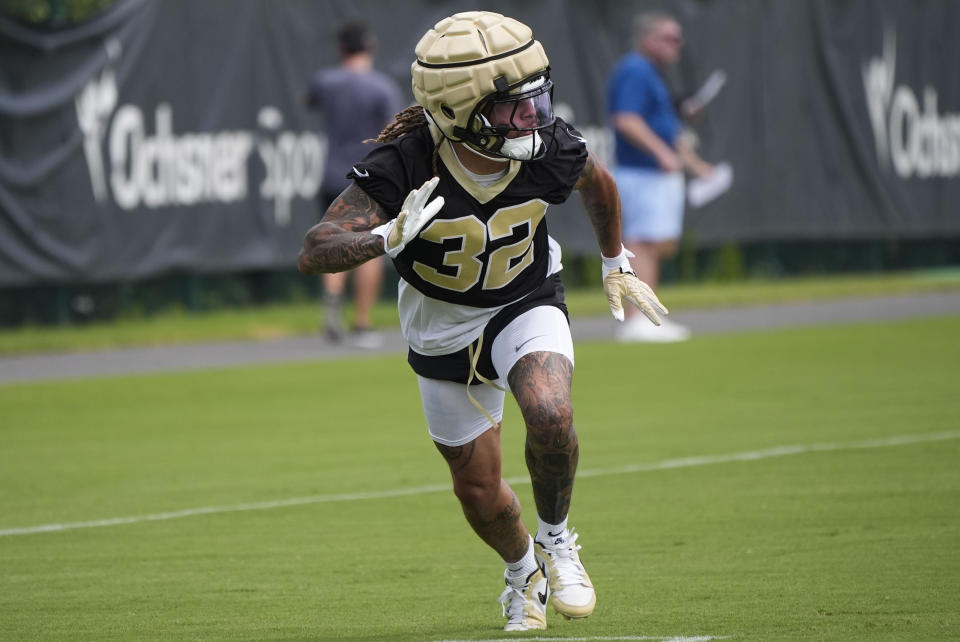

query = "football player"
[297,11,668,632]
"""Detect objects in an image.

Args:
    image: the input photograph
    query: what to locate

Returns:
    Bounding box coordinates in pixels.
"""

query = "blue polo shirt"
[607,53,679,169]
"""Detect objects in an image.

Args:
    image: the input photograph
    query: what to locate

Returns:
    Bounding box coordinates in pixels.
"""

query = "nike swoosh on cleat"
[547,530,563,537]
[537,590,548,605]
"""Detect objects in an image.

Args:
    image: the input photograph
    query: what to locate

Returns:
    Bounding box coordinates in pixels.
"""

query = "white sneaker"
[349,327,385,350]
[499,567,548,631]
[534,528,596,619]
[615,316,691,343]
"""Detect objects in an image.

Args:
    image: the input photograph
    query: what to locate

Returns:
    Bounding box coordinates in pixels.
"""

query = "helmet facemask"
[464,73,556,161]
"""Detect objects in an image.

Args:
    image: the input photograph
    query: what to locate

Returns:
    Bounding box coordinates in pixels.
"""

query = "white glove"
[601,246,668,325]
[371,177,445,258]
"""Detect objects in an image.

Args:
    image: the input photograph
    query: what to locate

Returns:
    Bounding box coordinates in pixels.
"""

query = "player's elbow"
[296,249,313,274]
[296,248,318,275]
[296,230,325,274]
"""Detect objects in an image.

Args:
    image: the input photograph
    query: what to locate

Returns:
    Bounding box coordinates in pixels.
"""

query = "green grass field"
[2,317,958,640]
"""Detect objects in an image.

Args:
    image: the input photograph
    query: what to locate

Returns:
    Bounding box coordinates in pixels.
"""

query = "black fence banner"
[2,0,957,287]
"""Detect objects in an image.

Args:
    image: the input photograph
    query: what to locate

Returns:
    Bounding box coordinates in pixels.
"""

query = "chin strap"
[466,332,506,429]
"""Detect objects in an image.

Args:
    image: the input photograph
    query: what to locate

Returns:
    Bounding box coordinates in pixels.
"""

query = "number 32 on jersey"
[411,199,548,293]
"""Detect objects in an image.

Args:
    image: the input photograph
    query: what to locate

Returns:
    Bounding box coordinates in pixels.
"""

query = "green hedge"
[1,238,958,327]
[0,0,116,28]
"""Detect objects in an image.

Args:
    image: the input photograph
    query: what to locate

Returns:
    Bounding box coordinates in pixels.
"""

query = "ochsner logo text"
[76,40,324,224]
[862,29,960,179]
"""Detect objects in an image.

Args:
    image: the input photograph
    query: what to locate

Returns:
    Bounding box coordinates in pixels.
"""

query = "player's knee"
[452,474,500,509]
[524,404,575,452]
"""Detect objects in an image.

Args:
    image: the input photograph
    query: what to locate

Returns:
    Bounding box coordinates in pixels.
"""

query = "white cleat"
[535,528,596,619]
[499,567,548,631]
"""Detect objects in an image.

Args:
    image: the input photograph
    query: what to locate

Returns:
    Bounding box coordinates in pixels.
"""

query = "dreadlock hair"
[366,105,425,142]
[365,105,441,175]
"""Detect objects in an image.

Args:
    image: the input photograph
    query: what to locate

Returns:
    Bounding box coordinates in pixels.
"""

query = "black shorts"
[407,273,569,384]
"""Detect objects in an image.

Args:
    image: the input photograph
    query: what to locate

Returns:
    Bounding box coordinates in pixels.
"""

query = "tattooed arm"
[297,183,392,274]
[573,152,623,258]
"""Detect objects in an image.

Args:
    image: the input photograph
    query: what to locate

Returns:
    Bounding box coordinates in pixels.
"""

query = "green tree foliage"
[0,0,117,28]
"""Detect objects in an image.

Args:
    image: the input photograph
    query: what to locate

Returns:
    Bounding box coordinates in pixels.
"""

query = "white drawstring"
[465,331,505,429]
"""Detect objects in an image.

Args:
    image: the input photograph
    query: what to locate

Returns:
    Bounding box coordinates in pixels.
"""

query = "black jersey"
[348,118,587,308]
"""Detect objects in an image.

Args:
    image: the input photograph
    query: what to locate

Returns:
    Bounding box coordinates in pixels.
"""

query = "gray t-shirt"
[307,67,404,197]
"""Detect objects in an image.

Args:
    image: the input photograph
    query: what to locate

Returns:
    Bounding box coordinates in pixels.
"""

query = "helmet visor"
[482,75,555,136]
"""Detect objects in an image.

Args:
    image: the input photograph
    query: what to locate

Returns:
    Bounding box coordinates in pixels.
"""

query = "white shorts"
[418,305,574,447]
[613,166,685,242]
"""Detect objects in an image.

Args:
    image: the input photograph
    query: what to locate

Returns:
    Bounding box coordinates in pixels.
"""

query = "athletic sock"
[323,292,342,310]
[536,516,569,546]
[505,534,538,581]
[323,293,343,338]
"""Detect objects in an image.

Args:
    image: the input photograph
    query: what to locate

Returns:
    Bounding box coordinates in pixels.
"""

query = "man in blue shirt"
[607,12,715,342]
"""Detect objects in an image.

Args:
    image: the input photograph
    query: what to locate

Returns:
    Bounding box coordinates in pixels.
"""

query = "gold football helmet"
[411,11,556,160]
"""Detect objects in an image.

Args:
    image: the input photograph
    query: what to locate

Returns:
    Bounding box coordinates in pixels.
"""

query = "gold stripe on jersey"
[428,123,522,204]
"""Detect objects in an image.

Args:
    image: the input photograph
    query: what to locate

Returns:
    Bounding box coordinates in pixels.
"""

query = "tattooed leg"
[508,351,578,524]
[435,424,530,563]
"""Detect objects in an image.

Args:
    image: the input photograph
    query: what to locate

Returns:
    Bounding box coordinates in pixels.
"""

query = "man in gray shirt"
[306,20,404,347]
